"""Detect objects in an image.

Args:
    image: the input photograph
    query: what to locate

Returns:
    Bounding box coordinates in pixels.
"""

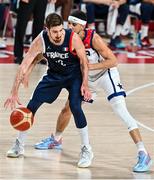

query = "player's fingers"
[17,99,22,105]
[10,102,14,111]
[4,99,9,109]
[83,91,89,101]
[81,88,84,96]
[84,91,91,101]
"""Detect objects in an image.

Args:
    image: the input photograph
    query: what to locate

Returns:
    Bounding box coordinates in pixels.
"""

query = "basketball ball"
[10,107,34,131]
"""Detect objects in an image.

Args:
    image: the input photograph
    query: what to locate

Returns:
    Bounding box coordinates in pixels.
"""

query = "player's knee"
[74,118,87,129]
[69,100,80,113]
[110,97,138,131]
[27,99,42,115]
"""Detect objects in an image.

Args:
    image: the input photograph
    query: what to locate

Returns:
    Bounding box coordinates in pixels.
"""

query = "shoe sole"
[34,146,62,150]
[7,153,24,158]
[133,160,153,172]
[77,154,94,168]
[77,162,92,168]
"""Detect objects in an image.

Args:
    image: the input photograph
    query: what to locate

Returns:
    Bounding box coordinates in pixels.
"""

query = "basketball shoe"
[34,135,62,150]
[141,37,152,47]
[7,138,24,158]
[133,151,152,172]
[78,145,94,168]
[110,36,126,49]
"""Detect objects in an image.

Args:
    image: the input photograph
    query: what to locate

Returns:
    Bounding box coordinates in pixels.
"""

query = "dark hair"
[45,13,63,29]
[70,10,87,22]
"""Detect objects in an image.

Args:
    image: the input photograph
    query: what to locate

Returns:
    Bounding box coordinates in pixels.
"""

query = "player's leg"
[7,75,62,157]
[55,100,71,137]
[34,99,72,150]
[99,67,152,172]
[110,96,152,172]
[7,99,43,158]
[68,76,93,168]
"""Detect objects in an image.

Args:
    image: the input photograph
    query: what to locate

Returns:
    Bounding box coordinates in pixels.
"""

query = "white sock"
[141,25,148,39]
[63,21,68,29]
[112,24,123,39]
[17,131,28,146]
[136,141,147,154]
[79,126,91,148]
[54,131,62,141]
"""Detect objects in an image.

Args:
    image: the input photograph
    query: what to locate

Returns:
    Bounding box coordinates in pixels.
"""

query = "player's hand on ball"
[4,95,22,110]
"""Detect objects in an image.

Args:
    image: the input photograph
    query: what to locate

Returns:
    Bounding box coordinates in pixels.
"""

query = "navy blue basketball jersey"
[41,29,80,75]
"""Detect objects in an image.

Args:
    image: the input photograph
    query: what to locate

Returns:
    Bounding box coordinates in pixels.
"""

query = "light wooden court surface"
[0,63,154,180]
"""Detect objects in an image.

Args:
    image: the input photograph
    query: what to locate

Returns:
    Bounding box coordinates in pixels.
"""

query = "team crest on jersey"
[63,47,69,51]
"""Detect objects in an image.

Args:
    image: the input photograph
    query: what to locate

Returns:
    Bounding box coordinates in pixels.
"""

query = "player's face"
[68,21,83,34]
[48,25,64,43]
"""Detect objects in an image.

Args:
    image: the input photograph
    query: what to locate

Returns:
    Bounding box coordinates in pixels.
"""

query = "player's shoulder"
[92,32,105,44]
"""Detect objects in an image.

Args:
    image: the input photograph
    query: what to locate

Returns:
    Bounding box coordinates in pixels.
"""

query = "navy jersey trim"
[108,69,116,93]
[107,69,126,101]
[108,91,126,101]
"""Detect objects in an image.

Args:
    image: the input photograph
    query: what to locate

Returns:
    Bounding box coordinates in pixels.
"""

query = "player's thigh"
[31,77,62,103]
[98,68,125,97]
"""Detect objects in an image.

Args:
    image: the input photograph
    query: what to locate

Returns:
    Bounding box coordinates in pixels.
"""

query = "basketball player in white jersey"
[34,10,152,172]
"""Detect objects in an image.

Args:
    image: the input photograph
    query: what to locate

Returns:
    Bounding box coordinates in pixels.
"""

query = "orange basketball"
[10,107,34,131]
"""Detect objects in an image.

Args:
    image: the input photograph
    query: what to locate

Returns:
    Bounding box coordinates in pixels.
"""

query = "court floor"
[0,63,154,180]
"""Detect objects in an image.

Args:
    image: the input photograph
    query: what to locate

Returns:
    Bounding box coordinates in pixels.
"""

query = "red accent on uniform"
[69,31,76,55]
[83,29,94,49]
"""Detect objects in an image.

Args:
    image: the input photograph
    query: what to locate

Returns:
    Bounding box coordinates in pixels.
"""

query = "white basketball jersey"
[83,29,107,82]
[83,29,126,101]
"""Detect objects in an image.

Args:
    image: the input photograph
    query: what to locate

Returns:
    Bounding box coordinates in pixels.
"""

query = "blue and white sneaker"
[110,36,126,49]
[133,151,152,172]
[34,135,62,150]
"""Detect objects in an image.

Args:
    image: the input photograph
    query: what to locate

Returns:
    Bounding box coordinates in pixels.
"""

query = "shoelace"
[41,136,55,143]
[80,146,91,160]
[12,139,20,152]
[137,153,145,164]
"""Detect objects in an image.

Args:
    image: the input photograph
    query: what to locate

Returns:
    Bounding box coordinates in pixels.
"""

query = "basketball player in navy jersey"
[4,13,94,168]
[34,10,152,172]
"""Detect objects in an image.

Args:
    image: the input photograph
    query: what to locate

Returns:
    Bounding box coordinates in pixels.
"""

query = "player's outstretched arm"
[21,53,45,88]
[72,33,91,101]
[88,33,118,70]
[4,36,43,110]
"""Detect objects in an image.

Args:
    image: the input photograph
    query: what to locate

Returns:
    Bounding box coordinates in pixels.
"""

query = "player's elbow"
[111,56,118,67]
[113,59,118,67]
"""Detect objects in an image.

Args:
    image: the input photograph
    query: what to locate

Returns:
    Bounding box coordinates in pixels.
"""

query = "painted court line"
[127,82,154,132]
